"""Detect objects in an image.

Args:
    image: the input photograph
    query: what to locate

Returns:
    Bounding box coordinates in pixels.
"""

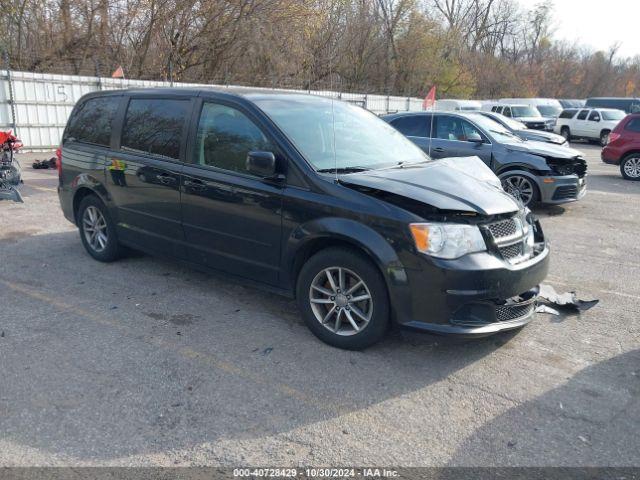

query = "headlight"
[409,223,486,259]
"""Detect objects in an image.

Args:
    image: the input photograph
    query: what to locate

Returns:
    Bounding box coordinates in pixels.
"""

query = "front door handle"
[157,173,177,185]
[183,178,207,191]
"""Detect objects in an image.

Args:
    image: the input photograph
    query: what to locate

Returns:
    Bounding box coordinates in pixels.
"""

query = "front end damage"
[339,157,550,336]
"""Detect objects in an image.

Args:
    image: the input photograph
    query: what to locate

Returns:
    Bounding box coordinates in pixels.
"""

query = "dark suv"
[383,111,587,207]
[58,89,549,349]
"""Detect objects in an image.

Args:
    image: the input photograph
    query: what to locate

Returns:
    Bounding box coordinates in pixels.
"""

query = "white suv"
[555,108,626,146]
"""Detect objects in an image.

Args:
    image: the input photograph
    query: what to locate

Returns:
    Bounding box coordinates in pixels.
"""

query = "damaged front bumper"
[537,174,587,204]
[391,243,550,337]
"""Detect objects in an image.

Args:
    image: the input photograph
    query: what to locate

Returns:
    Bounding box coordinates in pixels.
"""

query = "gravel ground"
[0,145,638,467]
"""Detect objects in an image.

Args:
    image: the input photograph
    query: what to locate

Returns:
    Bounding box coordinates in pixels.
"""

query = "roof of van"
[87,87,329,101]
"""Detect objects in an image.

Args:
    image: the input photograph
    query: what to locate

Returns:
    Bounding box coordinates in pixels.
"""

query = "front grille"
[527,122,546,130]
[499,242,524,260]
[495,301,535,322]
[487,218,517,239]
[552,185,578,200]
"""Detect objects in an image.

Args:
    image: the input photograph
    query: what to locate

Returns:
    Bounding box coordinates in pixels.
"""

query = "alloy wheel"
[309,267,373,336]
[623,157,640,178]
[502,175,535,206]
[82,205,108,252]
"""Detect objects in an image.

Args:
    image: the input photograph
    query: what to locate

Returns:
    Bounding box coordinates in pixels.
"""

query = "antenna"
[428,108,434,158]
[329,46,337,182]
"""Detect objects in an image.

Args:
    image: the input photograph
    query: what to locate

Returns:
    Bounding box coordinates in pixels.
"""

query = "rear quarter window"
[64,96,119,147]
[121,98,190,160]
[625,118,640,132]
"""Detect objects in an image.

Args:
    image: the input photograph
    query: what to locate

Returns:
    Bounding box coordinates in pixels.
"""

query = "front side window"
[391,115,431,137]
[588,111,601,121]
[65,96,119,146]
[577,110,589,120]
[502,107,511,117]
[121,98,189,159]
[194,103,274,175]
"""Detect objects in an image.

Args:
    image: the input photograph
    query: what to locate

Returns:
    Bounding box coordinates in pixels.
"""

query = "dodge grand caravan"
[58,89,549,349]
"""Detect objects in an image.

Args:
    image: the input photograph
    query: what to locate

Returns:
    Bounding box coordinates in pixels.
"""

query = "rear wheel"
[77,195,122,262]
[560,126,571,141]
[296,247,390,350]
[600,130,611,147]
[621,154,640,181]
[500,174,539,207]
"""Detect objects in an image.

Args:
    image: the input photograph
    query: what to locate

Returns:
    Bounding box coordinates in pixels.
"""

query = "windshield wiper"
[317,166,370,173]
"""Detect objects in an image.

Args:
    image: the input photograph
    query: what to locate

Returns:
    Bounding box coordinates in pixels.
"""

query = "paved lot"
[0,145,638,466]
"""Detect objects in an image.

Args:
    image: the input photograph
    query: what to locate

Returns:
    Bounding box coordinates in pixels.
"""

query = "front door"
[181,101,283,285]
[108,96,192,258]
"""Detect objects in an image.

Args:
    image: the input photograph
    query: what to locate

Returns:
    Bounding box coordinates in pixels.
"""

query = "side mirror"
[468,133,484,143]
[246,151,277,177]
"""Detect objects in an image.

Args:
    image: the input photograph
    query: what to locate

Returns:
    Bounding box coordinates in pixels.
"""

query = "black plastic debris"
[537,284,599,313]
[32,157,57,169]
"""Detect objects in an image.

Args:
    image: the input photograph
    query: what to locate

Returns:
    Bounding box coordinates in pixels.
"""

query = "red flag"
[111,66,125,79]
[422,86,436,110]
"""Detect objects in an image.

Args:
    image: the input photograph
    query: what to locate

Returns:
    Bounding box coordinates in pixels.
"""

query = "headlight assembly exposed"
[409,223,486,259]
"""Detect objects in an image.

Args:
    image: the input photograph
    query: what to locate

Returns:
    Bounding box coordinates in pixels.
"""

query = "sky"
[516,0,640,58]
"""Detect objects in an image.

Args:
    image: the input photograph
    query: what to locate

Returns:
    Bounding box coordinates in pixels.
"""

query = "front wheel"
[621,154,640,181]
[296,247,390,350]
[500,174,539,207]
[560,126,571,141]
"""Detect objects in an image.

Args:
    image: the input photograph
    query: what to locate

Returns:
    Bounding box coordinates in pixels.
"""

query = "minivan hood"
[340,157,519,216]
[503,139,582,158]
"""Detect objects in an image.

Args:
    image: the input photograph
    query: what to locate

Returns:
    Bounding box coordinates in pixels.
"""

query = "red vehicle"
[602,113,640,180]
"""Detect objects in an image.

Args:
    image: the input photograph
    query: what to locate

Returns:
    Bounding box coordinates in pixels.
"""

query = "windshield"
[602,110,625,121]
[466,114,522,141]
[254,96,429,171]
[511,106,541,118]
[536,106,562,117]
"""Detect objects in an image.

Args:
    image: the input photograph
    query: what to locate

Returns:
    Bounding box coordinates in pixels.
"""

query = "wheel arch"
[283,218,408,299]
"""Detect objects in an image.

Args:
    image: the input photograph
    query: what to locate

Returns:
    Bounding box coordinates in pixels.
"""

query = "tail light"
[609,133,621,144]
[56,147,62,177]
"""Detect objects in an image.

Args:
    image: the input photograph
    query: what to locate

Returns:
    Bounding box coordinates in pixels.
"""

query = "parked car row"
[58,89,551,349]
[554,108,626,146]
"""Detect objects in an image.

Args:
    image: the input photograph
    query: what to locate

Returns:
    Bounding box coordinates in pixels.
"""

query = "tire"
[500,173,540,207]
[296,247,390,350]
[600,130,611,147]
[77,195,123,262]
[560,126,571,141]
[620,154,640,181]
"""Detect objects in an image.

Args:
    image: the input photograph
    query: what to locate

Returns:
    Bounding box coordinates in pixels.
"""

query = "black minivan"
[58,88,549,349]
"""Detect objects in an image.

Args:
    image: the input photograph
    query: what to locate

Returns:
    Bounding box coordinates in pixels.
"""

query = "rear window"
[625,118,640,132]
[559,109,577,119]
[121,98,189,159]
[65,96,119,147]
[391,115,431,137]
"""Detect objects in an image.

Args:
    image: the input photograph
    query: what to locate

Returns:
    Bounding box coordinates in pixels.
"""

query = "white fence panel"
[1,69,425,150]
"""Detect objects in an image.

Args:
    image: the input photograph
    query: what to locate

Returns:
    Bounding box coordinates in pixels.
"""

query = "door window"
[588,111,601,121]
[577,110,589,120]
[502,107,512,117]
[435,116,466,141]
[460,119,486,142]
[121,98,190,160]
[65,96,119,147]
[391,115,431,137]
[194,103,275,176]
